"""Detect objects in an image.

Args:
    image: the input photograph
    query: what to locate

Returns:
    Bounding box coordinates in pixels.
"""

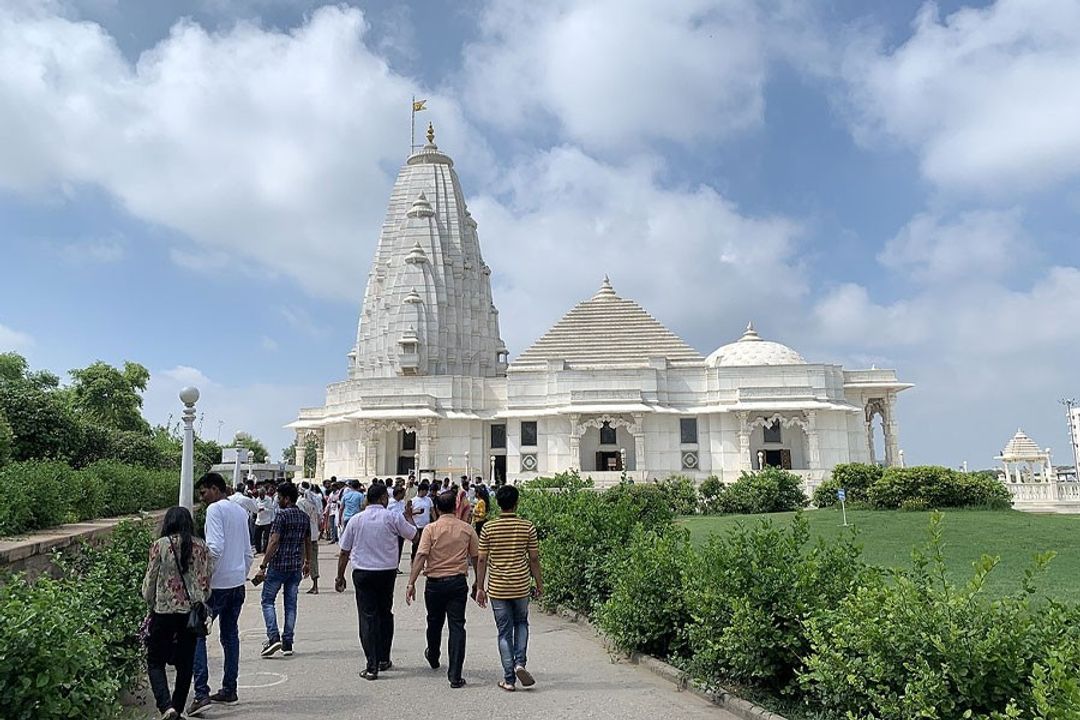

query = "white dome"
[707,323,806,367]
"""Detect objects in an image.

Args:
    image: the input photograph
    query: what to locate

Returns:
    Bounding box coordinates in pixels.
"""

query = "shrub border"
[545,605,789,720]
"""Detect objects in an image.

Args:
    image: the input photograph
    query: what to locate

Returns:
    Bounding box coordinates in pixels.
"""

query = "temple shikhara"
[289,125,912,487]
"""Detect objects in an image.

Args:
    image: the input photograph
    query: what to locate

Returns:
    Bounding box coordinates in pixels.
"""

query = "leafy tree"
[282,435,317,478]
[0,410,13,468]
[194,438,224,476]
[0,352,60,390]
[0,380,81,462]
[232,432,269,464]
[68,361,151,433]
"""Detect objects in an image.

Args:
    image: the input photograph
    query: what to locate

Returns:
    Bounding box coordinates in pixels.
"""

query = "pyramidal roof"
[512,277,704,368]
[1000,429,1044,459]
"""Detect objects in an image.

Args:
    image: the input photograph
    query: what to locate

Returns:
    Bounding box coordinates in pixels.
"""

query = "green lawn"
[678,509,1080,600]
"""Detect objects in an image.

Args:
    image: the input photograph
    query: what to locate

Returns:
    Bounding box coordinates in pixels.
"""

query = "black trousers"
[353,568,397,672]
[146,612,196,714]
[255,523,271,554]
[425,574,468,683]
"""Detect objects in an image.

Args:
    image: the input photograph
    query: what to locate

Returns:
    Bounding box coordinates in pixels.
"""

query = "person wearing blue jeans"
[188,474,254,717]
[491,597,531,687]
[250,481,311,658]
[191,587,244,704]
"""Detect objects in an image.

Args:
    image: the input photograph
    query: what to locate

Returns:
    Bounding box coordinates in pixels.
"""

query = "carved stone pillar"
[295,431,307,479]
[418,418,438,475]
[884,393,900,467]
[568,414,580,471]
[806,410,821,470]
[736,411,751,471]
[632,412,645,472]
[314,429,325,481]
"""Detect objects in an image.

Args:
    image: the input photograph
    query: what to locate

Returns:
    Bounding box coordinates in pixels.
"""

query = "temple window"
[521,421,538,447]
[600,421,617,445]
[401,430,416,451]
[680,418,698,445]
[491,423,507,449]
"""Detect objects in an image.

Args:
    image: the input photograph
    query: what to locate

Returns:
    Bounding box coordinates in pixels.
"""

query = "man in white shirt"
[229,485,258,550]
[387,486,408,571]
[255,487,276,554]
[297,483,322,594]
[189,473,255,716]
[408,482,434,563]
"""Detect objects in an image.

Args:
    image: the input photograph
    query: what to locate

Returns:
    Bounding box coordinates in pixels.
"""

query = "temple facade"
[289,126,911,489]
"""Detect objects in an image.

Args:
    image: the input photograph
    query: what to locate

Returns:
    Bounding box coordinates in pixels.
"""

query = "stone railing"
[1004,481,1080,511]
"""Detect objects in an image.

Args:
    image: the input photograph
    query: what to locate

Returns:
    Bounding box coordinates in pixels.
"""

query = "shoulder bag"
[169,537,210,637]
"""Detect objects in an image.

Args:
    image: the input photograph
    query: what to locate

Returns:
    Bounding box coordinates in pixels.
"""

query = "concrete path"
[139,542,736,720]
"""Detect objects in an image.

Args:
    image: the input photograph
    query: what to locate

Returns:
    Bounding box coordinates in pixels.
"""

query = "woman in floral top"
[141,507,212,720]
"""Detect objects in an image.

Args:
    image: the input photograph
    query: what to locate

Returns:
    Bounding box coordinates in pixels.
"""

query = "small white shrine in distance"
[289,125,912,489]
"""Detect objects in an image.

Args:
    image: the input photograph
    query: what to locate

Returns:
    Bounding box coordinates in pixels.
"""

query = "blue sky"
[2,0,1079,466]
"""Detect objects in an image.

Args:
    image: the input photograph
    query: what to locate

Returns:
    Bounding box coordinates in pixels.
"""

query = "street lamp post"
[490,455,496,486]
[179,386,200,511]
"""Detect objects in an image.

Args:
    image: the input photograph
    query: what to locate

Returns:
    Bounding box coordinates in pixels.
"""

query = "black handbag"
[169,537,210,637]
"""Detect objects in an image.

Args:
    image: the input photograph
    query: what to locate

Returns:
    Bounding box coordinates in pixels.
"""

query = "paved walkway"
[138,542,736,719]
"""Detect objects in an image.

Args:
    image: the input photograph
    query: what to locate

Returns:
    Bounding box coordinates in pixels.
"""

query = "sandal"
[498,680,516,692]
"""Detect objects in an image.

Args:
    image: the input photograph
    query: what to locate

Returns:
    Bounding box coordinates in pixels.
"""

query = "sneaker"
[209,690,238,705]
[186,696,211,716]
[515,664,535,687]
[282,641,294,656]
[261,638,282,658]
[378,660,393,672]
[424,647,440,669]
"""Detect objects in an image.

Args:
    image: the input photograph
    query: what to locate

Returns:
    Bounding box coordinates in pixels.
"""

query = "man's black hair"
[348,479,361,489]
[392,486,405,499]
[276,481,299,504]
[435,490,457,514]
[495,484,519,511]
[367,483,388,506]
[330,475,337,482]
[196,472,228,493]
[418,481,430,492]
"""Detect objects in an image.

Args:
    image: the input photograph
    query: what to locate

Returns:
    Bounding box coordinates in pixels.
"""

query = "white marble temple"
[290,129,912,490]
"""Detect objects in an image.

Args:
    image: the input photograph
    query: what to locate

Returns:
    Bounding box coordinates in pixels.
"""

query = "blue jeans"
[491,597,530,684]
[261,568,302,644]
[193,585,245,699]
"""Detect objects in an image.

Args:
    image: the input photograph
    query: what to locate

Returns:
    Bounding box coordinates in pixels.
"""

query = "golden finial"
[426,122,435,144]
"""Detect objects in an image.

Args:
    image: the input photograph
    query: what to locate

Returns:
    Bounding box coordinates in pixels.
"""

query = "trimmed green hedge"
[814,463,1012,511]
[0,460,177,536]
[0,518,154,719]
[520,475,1079,720]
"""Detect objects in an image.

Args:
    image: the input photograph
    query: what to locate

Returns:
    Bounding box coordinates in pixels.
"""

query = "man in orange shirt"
[405,490,478,688]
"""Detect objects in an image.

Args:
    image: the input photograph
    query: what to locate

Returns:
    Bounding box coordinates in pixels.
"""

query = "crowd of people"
[139,470,539,720]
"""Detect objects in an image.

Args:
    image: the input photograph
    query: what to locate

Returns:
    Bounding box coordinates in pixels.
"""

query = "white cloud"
[463,0,781,151]
[144,364,323,458]
[472,146,808,355]
[841,0,1080,192]
[0,322,34,352]
[260,335,279,352]
[0,4,490,301]
[879,209,1029,282]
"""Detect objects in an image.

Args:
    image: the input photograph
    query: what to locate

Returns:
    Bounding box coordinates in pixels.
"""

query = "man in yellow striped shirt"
[475,485,543,691]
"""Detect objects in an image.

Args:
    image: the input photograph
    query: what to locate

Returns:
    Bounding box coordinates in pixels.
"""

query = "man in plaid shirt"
[252,482,311,658]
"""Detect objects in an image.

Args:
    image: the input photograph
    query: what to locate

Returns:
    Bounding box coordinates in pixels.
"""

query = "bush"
[812,463,882,507]
[0,460,178,536]
[54,519,156,694]
[698,474,724,514]
[656,474,700,515]
[522,470,593,490]
[0,575,121,719]
[0,460,78,534]
[713,467,808,515]
[597,524,693,658]
[0,410,13,468]
[801,514,1080,719]
[0,518,154,719]
[683,514,864,694]
[518,482,675,615]
[868,466,1012,510]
